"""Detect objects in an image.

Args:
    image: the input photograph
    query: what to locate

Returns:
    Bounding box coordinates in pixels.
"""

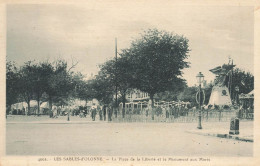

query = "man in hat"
[91,103,97,121]
[103,104,107,121]
[108,104,113,121]
[98,105,102,120]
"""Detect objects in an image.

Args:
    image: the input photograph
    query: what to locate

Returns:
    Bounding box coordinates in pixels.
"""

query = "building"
[126,89,150,102]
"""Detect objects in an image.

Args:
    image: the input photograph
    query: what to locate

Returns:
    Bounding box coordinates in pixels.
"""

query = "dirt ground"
[6,115,253,156]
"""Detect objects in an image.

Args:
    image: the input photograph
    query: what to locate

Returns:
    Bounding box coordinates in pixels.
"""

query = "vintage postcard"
[0,0,259,165]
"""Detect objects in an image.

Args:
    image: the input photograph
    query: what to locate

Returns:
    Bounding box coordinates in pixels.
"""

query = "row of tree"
[88,29,254,111]
[85,29,190,118]
[6,59,86,116]
[6,28,254,117]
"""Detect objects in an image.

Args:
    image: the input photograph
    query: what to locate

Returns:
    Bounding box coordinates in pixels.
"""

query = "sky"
[6,3,254,86]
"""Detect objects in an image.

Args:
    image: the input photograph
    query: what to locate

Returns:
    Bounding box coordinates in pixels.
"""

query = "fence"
[112,108,252,123]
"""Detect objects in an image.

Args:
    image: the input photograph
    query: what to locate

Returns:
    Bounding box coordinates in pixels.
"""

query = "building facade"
[126,89,150,102]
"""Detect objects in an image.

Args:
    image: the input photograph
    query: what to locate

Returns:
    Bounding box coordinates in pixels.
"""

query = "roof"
[248,90,254,95]
[239,90,254,99]
[209,64,236,75]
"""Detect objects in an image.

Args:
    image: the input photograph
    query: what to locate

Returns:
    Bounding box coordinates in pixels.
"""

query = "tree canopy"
[6,59,84,116]
[122,29,190,106]
[230,68,254,95]
[6,61,19,110]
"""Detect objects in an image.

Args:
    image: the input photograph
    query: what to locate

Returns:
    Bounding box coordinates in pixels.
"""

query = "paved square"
[6,116,253,156]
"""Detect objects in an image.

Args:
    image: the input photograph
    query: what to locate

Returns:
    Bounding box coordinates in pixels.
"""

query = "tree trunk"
[122,93,126,118]
[24,94,31,116]
[27,100,31,115]
[37,100,40,116]
[115,107,117,118]
[49,96,53,118]
[150,93,155,120]
[37,94,40,116]
[6,104,11,117]
[150,93,154,108]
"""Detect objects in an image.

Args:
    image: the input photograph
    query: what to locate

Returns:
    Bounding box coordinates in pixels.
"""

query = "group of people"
[89,103,114,121]
[125,104,191,119]
[46,103,117,121]
[50,106,72,118]
[87,102,192,121]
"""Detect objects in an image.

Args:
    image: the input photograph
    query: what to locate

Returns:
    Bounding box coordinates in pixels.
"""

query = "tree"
[6,61,20,114]
[177,86,197,105]
[177,83,213,107]
[98,56,134,117]
[204,83,214,105]
[228,68,254,104]
[90,73,115,105]
[156,81,187,102]
[44,60,78,117]
[7,59,84,116]
[230,68,254,94]
[17,61,36,114]
[125,29,190,107]
[31,62,53,115]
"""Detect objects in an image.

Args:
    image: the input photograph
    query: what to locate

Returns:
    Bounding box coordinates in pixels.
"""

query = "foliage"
[88,74,114,105]
[6,59,84,116]
[6,61,19,108]
[155,83,187,101]
[177,86,197,104]
[230,68,254,95]
[124,29,190,106]
[204,84,214,105]
[97,55,134,107]
[17,61,36,111]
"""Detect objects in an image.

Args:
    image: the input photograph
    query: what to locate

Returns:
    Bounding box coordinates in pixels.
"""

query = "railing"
[238,108,254,120]
[112,108,253,123]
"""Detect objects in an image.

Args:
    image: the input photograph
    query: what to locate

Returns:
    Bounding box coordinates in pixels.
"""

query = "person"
[57,106,61,116]
[103,105,107,121]
[67,107,71,121]
[22,107,25,115]
[53,106,58,118]
[161,105,166,118]
[145,106,149,117]
[98,105,103,120]
[91,103,97,121]
[149,105,154,120]
[108,104,113,121]
[166,105,170,119]
[79,110,84,118]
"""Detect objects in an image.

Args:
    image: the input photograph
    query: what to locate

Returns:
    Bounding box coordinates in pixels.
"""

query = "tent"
[11,102,27,110]
[72,99,86,107]
[29,100,38,107]
[40,102,49,108]
[11,100,38,109]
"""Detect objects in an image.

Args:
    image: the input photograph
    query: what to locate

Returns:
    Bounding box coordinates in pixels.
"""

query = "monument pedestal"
[208,86,232,106]
[229,118,239,135]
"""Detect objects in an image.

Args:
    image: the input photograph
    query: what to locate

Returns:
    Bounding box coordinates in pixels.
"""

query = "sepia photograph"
[1,1,259,165]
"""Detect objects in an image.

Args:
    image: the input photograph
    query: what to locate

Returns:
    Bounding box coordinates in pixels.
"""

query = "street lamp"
[196,72,204,129]
[235,86,240,118]
[235,86,239,105]
[67,107,70,121]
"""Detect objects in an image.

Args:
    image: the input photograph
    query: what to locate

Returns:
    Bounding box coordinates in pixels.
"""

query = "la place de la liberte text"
[49,156,210,162]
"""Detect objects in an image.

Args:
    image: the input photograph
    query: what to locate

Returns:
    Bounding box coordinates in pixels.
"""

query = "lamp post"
[67,108,70,121]
[235,86,239,105]
[235,86,240,118]
[196,72,204,129]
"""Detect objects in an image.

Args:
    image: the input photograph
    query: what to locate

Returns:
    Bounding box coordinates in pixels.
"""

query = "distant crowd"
[8,100,254,121]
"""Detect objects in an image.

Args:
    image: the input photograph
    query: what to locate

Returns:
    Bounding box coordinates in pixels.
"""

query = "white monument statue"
[208,63,235,106]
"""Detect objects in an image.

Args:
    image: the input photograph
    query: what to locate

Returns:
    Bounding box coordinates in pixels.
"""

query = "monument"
[208,62,235,106]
